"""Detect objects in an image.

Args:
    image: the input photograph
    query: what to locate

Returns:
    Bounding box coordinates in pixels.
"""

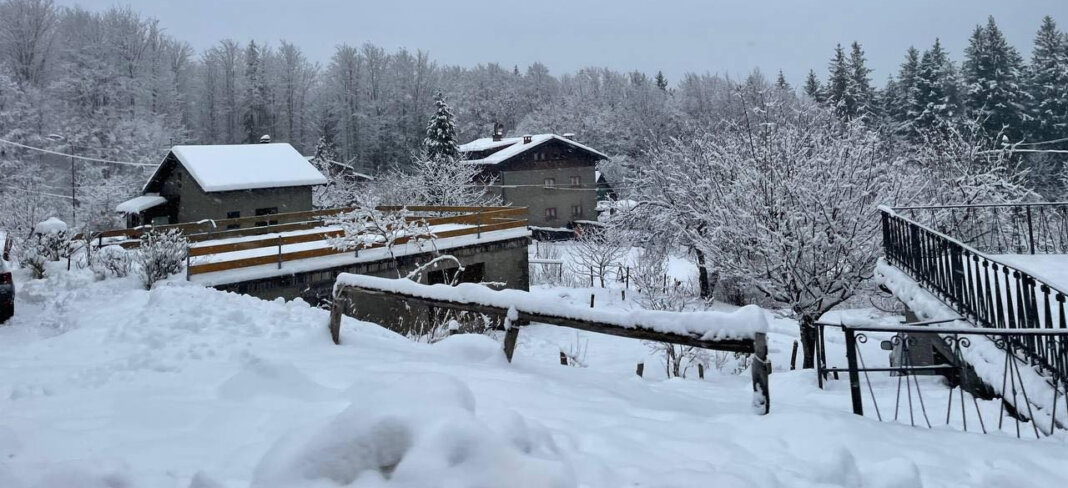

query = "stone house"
[117,143,327,228]
[459,128,607,229]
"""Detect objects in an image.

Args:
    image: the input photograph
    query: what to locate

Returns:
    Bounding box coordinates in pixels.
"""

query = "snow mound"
[253,375,573,487]
[218,356,336,401]
[34,217,68,235]
[431,333,508,364]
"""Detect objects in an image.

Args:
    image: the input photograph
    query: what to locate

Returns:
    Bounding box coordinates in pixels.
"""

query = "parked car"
[0,231,13,324]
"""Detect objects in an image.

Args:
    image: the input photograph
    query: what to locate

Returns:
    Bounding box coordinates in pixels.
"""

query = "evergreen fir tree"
[915,38,962,137]
[890,47,922,129]
[803,69,824,103]
[847,42,875,118]
[424,91,459,161]
[826,44,853,118]
[655,71,668,91]
[962,16,1027,140]
[775,70,791,91]
[242,40,270,143]
[1025,16,1068,141]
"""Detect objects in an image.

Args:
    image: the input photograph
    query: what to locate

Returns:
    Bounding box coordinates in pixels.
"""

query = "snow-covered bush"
[325,207,435,262]
[20,218,73,279]
[135,229,187,289]
[91,245,132,280]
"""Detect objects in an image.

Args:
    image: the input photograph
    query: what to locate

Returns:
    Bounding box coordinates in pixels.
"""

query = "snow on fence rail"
[329,274,771,414]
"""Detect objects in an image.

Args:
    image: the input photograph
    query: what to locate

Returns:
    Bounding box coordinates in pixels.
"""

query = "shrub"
[92,245,132,280]
[136,229,187,289]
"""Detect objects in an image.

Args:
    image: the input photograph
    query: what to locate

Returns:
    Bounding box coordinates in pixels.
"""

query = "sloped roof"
[146,143,328,193]
[459,134,609,165]
[116,194,167,214]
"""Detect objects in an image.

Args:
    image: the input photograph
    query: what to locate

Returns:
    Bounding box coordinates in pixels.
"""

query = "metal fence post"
[843,327,864,416]
[277,235,283,269]
[1026,206,1036,255]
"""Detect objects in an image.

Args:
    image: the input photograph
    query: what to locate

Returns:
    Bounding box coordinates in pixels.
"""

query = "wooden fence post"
[502,326,520,362]
[277,235,283,269]
[636,362,645,377]
[590,294,595,308]
[751,332,770,414]
[328,293,347,345]
[790,340,798,370]
[698,363,705,379]
[560,351,568,365]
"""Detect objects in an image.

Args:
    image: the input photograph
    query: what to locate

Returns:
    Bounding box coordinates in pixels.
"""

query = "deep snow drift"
[0,268,1067,487]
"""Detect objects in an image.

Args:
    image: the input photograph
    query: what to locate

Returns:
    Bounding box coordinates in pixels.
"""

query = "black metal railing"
[892,202,1068,255]
[881,205,1068,386]
[815,321,1068,437]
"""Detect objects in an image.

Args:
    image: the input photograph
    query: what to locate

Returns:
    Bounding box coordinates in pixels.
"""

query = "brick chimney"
[492,122,504,142]
[522,134,533,144]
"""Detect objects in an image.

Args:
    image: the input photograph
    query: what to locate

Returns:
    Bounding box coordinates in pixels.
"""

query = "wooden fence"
[329,279,771,415]
[182,206,528,276]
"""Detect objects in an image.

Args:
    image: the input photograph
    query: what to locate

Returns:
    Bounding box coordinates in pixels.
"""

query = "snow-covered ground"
[1,258,1067,487]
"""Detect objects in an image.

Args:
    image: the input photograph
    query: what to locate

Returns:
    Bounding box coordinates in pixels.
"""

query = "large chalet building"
[460,127,607,228]
[116,142,327,228]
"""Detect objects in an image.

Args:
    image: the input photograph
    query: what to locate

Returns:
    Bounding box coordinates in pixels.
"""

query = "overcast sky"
[58,0,1068,86]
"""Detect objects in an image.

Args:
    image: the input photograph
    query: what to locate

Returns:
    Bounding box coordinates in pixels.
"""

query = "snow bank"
[334,274,768,340]
[251,374,574,488]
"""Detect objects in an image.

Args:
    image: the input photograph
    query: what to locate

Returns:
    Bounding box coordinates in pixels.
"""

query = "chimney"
[562,132,576,140]
[522,134,533,144]
[259,134,271,143]
[492,122,504,142]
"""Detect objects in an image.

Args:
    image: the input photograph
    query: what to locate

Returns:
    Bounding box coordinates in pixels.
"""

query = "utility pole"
[70,145,76,227]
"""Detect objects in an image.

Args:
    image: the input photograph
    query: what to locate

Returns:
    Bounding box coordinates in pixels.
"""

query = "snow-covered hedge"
[136,229,187,289]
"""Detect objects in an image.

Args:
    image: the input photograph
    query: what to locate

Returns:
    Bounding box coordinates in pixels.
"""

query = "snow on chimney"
[492,122,504,142]
[522,135,533,144]
[562,132,576,140]
[259,134,271,143]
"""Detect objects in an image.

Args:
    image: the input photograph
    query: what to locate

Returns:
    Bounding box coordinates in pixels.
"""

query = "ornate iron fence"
[891,202,1068,255]
[815,322,1068,438]
[881,206,1068,386]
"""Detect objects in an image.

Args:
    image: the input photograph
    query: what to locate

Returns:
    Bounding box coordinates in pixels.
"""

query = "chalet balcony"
[879,203,1068,391]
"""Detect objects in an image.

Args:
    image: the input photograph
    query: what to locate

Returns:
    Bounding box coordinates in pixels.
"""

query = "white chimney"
[562,132,576,140]
[259,134,271,143]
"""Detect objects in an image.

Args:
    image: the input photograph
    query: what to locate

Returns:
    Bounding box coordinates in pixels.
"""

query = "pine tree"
[826,44,853,118]
[963,17,1027,140]
[915,38,962,137]
[890,47,922,128]
[424,91,459,161]
[655,71,668,91]
[775,70,791,91]
[847,42,875,119]
[803,69,824,103]
[1025,16,1068,141]
[242,40,270,143]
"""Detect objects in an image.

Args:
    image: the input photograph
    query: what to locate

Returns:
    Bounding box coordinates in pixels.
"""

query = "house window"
[545,207,558,220]
[226,211,241,230]
[571,205,583,217]
[570,175,581,187]
[544,178,556,189]
[255,207,279,226]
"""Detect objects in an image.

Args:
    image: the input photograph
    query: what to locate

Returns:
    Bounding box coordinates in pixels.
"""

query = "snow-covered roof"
[147,143,328,193]
[459,134,609,165]
[116,194,167,214]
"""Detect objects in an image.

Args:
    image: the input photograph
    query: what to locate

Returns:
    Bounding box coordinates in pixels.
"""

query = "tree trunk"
[694,248,714,299]
[799,314,817,369]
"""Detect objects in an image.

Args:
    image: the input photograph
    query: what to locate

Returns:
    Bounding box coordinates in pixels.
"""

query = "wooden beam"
[338,285,756,354]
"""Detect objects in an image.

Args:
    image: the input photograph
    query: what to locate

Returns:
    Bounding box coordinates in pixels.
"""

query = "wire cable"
[0,138,159,167]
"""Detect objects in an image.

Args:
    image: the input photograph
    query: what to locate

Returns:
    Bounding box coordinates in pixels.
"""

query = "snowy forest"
[0,0,1066,236]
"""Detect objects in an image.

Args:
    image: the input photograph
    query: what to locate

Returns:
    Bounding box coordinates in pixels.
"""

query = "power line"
[1008,136,1068,147]
[1,185,74,200]
[0,137,159,167]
